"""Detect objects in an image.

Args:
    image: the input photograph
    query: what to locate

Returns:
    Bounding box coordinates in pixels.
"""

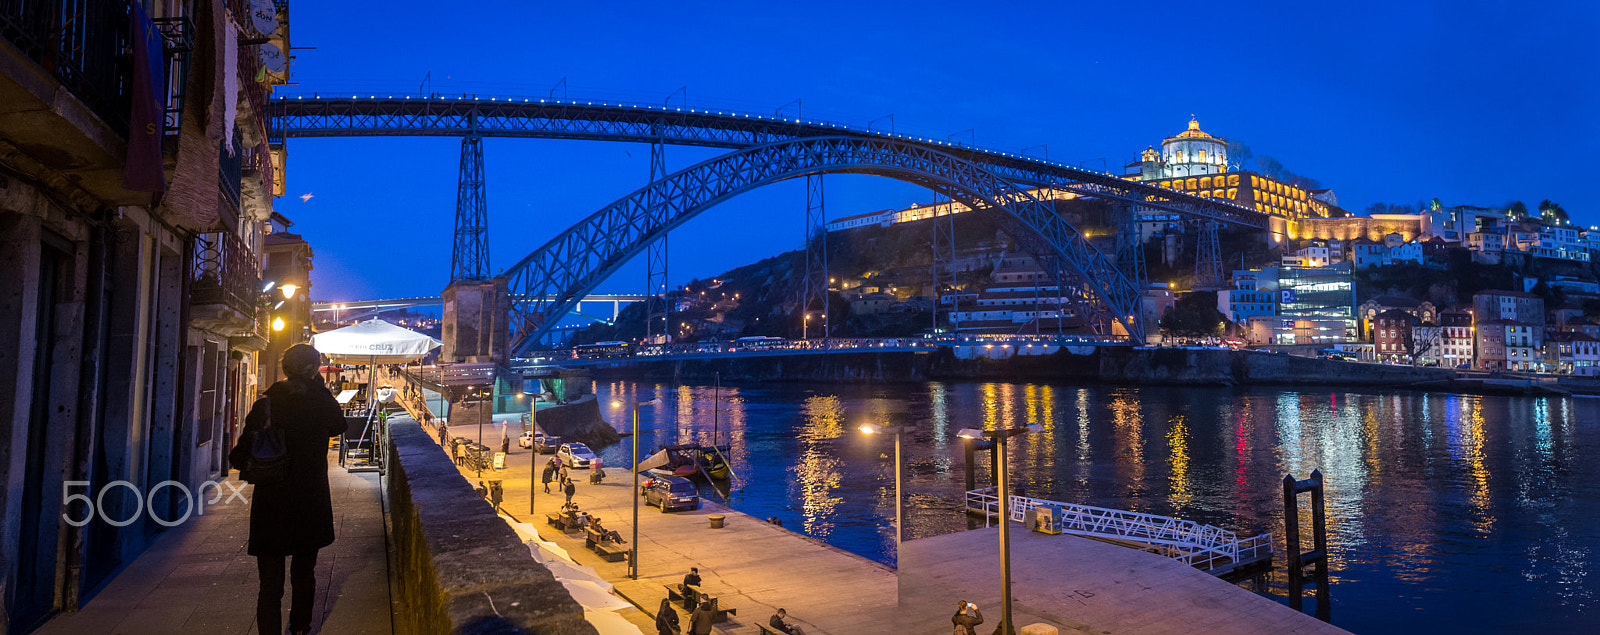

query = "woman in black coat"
[655,597,680,634]
[231,344,347,635]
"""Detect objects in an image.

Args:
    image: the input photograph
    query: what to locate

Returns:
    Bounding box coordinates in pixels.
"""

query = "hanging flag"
[124,0,167,194]
[635,449,670,473]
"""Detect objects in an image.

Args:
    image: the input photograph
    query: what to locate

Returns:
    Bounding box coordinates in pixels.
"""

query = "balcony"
[190,231,261,338]
[0,0,131,133]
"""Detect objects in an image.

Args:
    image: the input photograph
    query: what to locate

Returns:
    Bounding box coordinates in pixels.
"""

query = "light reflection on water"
[590,381,1600,634]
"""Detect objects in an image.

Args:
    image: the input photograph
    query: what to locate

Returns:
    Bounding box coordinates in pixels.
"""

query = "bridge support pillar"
[451,135,491,282]
[801,174,829,338]
[441,276,511,364]
[1194,219,1223,291]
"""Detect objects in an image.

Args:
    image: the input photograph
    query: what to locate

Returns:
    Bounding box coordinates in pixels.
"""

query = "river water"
[587,380,1599,634]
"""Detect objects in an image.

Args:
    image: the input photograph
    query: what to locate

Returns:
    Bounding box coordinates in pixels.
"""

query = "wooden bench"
[594,541,628,562]
[661,585,736,623]
[757,625,781,635]
[545,512,580,534]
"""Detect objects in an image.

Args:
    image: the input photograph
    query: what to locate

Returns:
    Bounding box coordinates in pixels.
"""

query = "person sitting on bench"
[769,608,805,634]
[683,567,702,589]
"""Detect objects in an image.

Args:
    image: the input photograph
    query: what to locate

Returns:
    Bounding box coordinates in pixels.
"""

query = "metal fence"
[0,0,132,134]
[190,231,259,314]
[966,487,1272,574]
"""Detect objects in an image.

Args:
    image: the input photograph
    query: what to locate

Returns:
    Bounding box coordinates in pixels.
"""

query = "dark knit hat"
[282,344,321,378]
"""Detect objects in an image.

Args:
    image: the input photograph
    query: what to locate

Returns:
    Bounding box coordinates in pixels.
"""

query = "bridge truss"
[270,95,1273,352]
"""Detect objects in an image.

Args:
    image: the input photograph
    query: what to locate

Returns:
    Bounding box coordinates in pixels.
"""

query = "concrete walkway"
[429,418,898,634]
[899,527,1348,635]
[38,459,394,635]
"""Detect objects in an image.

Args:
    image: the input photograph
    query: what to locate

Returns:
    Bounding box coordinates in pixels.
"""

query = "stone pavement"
[899,526,1349,635]
[38,458,394,635]
[429,418,898,634]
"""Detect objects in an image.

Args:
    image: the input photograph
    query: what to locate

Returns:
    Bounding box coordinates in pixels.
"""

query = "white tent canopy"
[310,318,441,364]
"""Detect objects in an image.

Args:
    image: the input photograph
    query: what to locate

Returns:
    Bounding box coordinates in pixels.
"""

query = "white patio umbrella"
[311,319,441,468]
[310,318,441,365]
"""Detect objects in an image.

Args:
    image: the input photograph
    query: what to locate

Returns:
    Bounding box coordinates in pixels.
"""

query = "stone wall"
[385,418,596,634]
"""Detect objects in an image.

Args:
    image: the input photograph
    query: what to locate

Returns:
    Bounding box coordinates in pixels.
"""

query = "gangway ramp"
[965,487,1273,580]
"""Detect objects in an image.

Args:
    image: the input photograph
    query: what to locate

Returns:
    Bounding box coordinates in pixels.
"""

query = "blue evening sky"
[277,1,1600,302]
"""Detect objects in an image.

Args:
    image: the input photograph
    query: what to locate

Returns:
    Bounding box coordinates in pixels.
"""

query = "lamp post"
[859,423,912,551]
[611,397,657,580]
[956,423,1044,635]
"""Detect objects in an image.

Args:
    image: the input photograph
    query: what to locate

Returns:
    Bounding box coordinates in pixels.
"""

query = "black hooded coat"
[230,375,347,556]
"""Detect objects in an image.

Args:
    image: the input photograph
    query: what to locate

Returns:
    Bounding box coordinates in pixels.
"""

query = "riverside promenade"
[428,418,899,634]
[37,462,394,635]
[900,527,1349,634]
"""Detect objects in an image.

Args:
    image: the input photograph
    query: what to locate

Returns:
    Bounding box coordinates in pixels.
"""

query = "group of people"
[542,455,579,503]
[651,567,806,635]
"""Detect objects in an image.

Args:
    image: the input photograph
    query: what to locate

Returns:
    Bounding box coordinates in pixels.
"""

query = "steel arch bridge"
[268,94,1271,353]
[501,135,1141,353]
[268,95,1269,229]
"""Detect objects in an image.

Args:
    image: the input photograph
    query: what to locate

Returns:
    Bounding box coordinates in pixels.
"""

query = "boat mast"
[713,372,720,447]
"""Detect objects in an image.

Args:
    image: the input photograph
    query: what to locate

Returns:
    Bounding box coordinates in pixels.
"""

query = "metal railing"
[966,487,1272,573]
[0,0,132,134]
[190,231,260,314]
[152,16,193,137]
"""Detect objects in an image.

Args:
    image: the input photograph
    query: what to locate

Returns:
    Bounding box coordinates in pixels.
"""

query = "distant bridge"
[514,334,1130,368]
[311,294,648,323]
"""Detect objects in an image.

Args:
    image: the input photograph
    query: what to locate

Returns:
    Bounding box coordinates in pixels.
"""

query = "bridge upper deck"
[269,93,1268,229]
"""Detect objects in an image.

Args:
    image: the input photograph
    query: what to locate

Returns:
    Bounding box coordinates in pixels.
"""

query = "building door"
[14,241,67,629]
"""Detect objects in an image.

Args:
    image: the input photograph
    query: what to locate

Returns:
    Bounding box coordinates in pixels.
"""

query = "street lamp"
[859,423,912,551]
[279,283,299,300]
[611,397,657,579]
[956,422,1044,635]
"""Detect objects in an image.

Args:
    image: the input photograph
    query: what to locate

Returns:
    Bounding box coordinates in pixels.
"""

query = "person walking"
[541,461,555,493]
[563,477,576,505]
[451,439,462,466]
[655,597,680,635]
[438,421,449,447]
[230,344,347,635]
[688,600,715,635]
[951,601,984,635]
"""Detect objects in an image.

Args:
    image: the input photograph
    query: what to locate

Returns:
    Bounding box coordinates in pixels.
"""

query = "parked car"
[535,435,562,454]
[518,431,538,449]
[643,476,700,512]
[558,442,597,468]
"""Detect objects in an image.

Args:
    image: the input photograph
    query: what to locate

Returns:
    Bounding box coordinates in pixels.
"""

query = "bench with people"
[760,608,806,634]
[663,567,737,624]
[584,517,629,562]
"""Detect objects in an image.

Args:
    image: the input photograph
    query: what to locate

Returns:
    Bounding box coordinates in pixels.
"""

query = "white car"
[558,442,597,468]
[518,431,538,449]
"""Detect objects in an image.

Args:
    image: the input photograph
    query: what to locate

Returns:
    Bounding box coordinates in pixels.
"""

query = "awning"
[310,318,441,364]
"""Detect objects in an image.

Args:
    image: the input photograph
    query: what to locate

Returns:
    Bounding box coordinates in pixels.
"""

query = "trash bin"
[708,514,725,529]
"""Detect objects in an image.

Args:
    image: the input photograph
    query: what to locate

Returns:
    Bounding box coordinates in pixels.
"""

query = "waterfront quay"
[901,528,1346,634]
[428,418,899,634]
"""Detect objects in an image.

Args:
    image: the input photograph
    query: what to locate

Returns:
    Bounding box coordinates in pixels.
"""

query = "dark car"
[643,476,700,512]
[534,435,562,454]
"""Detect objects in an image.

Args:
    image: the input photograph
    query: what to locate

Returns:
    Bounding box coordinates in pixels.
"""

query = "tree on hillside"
[1506,200,1529,221]
[1160,291,1226,338]
[1539,200,1569,226]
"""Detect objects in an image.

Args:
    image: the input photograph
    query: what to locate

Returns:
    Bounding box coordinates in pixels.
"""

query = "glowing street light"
[271,316,286,332]
[279,283,299,300]
[859,423,913,550]
[956,422,1044,635]
[610,397,658,579]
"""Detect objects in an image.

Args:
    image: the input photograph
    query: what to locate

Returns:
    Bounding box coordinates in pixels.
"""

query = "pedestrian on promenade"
[438,422,449,447]
[563,477,576,504]
[655,597,680,635]
[230,344,347,635]
[451,439,462,466]
[501,427,511,456]
[688,600,715,635]
[951,601,984,635]
[559,461,570,483]
[769,608,806,635]
[541,462,555,493]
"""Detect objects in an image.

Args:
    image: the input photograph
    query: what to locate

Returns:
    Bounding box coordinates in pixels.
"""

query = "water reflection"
[587,381,1600,634]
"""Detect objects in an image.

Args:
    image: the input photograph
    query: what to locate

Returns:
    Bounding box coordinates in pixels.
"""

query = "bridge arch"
[506,136,1143,354]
